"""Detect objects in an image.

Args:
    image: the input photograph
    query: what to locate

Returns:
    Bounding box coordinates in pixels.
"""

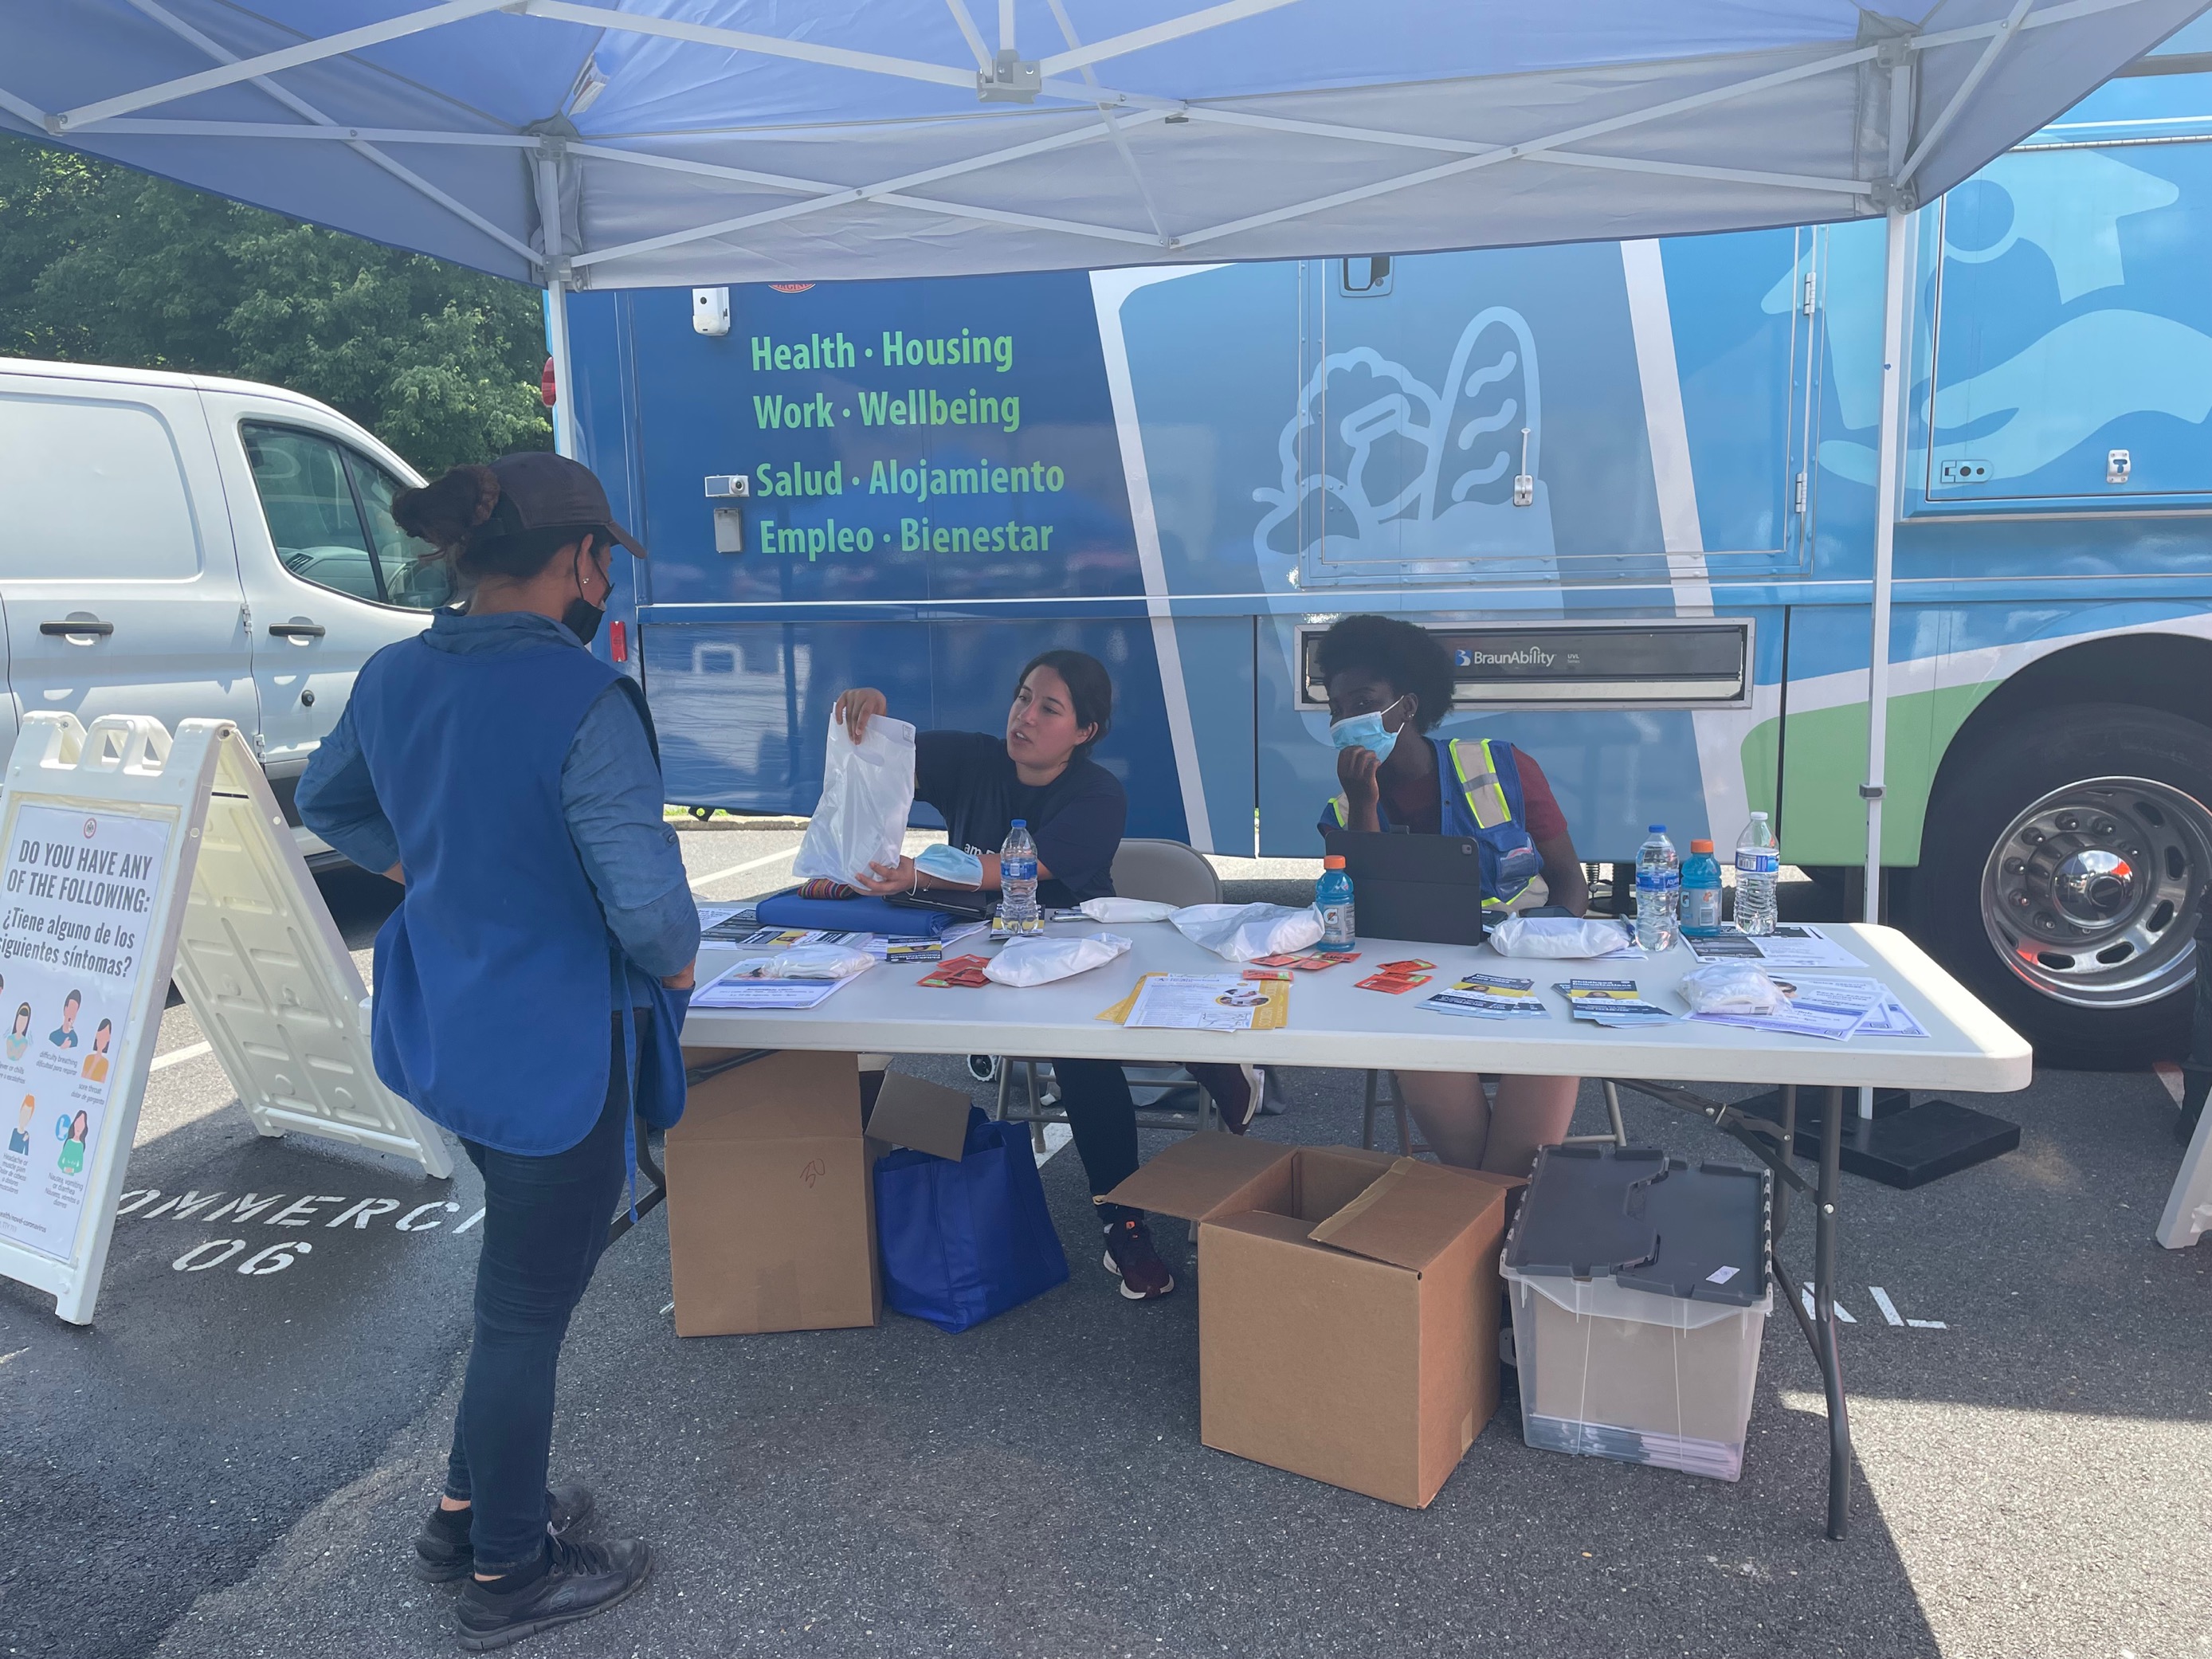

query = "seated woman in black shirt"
[834,649,1252,1304]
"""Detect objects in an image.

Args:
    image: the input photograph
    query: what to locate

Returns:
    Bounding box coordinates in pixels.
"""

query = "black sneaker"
[413,1485,596,1586]
[455,1534,652,1652]
[1210,1065,1261,1135]
[1101,1217,1175,1300]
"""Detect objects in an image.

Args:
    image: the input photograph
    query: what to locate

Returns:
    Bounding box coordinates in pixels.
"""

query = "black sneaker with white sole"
[454,1534,651,1652]
[1101,1216,1175,1300]
[412,1485,596,1586]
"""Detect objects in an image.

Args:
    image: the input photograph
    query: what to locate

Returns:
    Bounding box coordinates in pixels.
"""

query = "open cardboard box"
[1108,1135,1516,1508]
[665,1051,975,1338]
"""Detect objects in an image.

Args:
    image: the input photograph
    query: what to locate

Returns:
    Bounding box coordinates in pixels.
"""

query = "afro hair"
[1312,614,1456,732]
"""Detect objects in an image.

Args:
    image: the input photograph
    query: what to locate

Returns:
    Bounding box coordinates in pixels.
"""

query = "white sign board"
[0,712,451,1324]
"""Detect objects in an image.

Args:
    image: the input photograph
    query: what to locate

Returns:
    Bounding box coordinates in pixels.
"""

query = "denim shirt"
[297,610,699,1008]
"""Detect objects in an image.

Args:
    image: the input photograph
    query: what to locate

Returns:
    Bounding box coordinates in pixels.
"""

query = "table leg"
[1817,1084,1852,1541]
[1773,1084,1798,1241]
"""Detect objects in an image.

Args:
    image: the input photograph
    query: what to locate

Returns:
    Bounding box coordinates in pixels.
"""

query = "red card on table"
[1242,967,1292,982]
[1377,958,1435,975]
[1285,951,1362,972]
[1356,971,1432,994]
[918,954,992,987]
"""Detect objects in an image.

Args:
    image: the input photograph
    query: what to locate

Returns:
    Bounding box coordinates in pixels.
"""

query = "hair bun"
[391,465,500,551]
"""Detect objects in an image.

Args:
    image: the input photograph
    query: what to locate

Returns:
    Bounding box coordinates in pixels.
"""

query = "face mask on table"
[915,844,986,887]
[1328,694,1410,763]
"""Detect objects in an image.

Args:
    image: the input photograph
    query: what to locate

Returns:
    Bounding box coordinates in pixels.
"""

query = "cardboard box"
[665,1050,978,1338]
[1107,1136,1515,1508]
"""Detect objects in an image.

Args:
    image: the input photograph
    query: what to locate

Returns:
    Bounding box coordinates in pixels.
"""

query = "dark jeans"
[444,1014,633,1572]
[1049,1057,1248,1229]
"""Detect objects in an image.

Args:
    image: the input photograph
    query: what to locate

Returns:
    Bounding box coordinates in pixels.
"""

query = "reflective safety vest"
[1324,736,1544,912]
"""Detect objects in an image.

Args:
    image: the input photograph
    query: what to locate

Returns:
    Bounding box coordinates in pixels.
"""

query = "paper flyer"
[1097,973,1288,1031]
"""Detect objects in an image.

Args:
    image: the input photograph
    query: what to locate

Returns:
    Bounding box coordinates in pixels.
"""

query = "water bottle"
[1735,810,1780,935]
[1680,839,1724,937]
[1634,825,1679,951]
[998,819,1040,931]
[1316,854,1355,948]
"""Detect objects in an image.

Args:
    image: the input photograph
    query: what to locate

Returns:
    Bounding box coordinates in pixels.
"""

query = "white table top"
[681,921,2032,1094]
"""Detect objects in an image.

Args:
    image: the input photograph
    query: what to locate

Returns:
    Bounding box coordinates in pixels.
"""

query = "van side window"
[0,394,202,580]
[347,457,454,610]
[241,425,451,611]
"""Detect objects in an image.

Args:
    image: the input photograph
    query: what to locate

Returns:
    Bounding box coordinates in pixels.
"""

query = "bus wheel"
[1913,703,2212,1070]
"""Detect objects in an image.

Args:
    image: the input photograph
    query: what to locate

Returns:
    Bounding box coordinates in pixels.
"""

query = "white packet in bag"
[1488,914,1636,959]
[1170,902,1324,963]
[982,931,1132,987]
[1678,961,1790,1015]
[761,944,876,980]
[792,710,916,883]
[1079,896,1178,924]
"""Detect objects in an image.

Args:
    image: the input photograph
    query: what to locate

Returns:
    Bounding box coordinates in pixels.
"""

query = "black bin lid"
[1503,1144,1769,1307]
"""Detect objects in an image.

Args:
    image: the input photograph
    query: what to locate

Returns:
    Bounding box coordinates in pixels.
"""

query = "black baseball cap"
[486,451,648,557]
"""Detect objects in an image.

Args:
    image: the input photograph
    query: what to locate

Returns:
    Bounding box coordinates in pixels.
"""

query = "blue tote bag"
[875,1107,1069,1332]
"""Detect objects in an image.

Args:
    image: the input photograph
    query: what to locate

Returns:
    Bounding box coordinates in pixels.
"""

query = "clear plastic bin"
[1501,1146,1772,1482]
[1504,1266,1770,1480]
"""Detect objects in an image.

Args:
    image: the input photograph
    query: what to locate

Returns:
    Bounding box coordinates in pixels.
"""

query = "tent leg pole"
[1862,203,1909,930]
[535,148,577,460]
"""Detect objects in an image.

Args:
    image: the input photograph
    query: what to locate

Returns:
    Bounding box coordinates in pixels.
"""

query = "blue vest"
[1324,736,1544,910]
[351,634,685,1156]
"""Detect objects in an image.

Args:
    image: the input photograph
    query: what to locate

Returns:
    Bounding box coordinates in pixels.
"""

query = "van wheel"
[1911,704,2212,1070]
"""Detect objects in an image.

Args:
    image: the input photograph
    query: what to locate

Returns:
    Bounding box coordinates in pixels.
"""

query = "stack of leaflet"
[1421,973,1551,1021]
[692,960,859,1010]
[1682,924,1861,970]
[1689,975,1928,1042]
[696,902,761,942]
[1554,979,1676,1028]
[881,920,987,963]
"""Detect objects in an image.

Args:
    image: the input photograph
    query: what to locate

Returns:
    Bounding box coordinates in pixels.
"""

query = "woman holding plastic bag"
[1316,614,1589,1178]
[834,650,1254,1303]
[297,453,695,1647]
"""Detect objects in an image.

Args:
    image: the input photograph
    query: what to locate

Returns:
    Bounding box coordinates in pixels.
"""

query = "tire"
[1910,703,2212,1070]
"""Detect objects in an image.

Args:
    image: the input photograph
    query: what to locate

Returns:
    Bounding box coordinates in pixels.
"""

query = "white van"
[0,358,455,864]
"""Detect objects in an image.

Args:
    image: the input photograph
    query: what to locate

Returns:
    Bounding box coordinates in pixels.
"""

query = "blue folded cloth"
[755,891,952,938]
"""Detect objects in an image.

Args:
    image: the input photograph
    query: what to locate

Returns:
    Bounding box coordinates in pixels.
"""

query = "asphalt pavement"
[2,837,2207,1658]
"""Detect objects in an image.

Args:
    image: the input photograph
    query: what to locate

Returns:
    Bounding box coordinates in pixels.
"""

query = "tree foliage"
[0,138,551,475]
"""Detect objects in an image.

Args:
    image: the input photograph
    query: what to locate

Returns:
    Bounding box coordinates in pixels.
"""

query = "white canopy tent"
[6,0,2207,919]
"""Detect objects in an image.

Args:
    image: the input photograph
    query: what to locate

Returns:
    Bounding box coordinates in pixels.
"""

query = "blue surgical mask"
[916,843,986,887]
[1328,695,1409,763]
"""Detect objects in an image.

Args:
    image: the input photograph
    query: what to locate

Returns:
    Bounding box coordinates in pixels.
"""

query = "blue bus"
[567,38,2212,1069]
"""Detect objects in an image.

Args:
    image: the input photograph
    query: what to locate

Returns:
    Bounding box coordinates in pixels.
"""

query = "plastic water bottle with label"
[1734,810,1779,935]
[1316,854,1355,948]
[998,819,1041,931]
[1634,825,1680,951]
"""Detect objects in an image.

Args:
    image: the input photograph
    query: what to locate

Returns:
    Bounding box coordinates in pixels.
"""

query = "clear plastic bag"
[1677,961,1789,1015]
[762,943,877,980]
[1488,914,1636,959]
[792,710,916,883]
[982,931,1132,986]
[1078,896,1179,924]
[1170,903,1324,963]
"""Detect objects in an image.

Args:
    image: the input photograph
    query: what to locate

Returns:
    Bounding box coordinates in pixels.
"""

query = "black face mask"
[562,596,606,645]
[563,543,606,644]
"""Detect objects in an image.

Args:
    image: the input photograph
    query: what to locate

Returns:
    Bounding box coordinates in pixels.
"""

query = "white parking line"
[150,1041,214,1072]
[688,844,802,892]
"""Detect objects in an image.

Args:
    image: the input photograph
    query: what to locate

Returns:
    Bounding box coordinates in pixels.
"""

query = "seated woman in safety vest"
[1316,614,1589,1176]
[834,650,1257,1304]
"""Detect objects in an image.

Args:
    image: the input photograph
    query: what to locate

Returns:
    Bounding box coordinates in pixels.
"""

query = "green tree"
[0,137,551,475]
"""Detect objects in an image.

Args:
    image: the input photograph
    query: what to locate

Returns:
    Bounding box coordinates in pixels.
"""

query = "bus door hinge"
[1794,473,1808,516]
[1802,269,1818,316]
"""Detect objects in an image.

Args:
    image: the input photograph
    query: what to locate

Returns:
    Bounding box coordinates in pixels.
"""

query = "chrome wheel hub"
[1980,777,2212,1008]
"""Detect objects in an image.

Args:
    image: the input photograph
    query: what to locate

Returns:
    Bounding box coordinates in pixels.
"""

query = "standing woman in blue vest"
[1315,614,1588,1176]
[297,453,697,1649]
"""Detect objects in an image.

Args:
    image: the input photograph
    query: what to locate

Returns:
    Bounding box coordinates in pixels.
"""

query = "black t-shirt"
[916,730,1125,906]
